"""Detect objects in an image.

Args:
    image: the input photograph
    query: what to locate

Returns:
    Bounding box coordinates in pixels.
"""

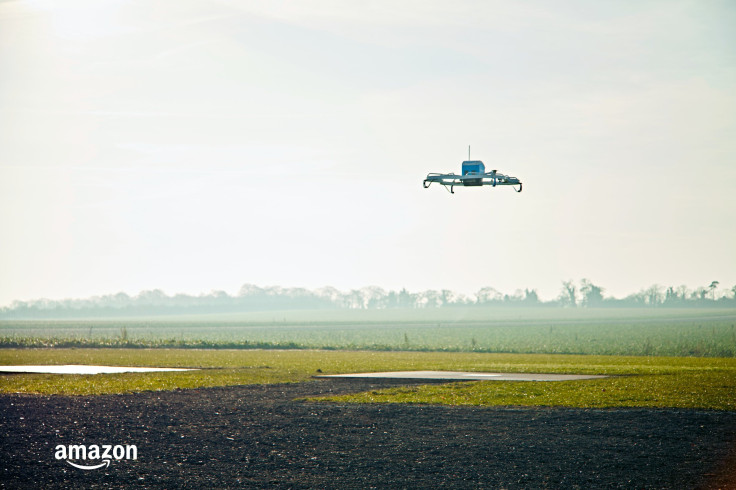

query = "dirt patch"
[1,378,735,489]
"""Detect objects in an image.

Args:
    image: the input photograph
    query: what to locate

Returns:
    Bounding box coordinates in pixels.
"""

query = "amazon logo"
[54,444,137,470]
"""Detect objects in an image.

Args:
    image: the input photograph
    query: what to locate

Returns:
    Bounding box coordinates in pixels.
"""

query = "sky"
[1,0,735,306]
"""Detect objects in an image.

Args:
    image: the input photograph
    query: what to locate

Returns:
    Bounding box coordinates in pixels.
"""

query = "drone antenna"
[468,145,470,161]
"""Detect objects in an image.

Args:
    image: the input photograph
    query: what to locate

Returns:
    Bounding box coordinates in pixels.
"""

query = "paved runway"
[0,365,196,374]
[315,370,608,381]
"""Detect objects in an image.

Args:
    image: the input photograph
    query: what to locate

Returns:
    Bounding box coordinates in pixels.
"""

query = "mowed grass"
[1,349,735,411]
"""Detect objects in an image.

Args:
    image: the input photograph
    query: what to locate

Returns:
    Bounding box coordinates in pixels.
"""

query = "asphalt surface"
[1,379,735,489]
[0,365,195,374]
[316,370,608,381]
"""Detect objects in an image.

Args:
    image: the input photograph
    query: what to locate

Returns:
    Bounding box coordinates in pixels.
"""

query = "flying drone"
[423,147,522,194]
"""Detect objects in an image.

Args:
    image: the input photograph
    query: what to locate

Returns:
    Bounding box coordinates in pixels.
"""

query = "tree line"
[1,280,734,318]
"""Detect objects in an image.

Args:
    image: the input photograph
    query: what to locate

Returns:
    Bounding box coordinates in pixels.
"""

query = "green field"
[2,308,735,357]
[2,308,735,410]
[1,349,735,411]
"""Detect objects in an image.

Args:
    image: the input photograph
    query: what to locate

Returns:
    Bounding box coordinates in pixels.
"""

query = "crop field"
[2,307,735,357]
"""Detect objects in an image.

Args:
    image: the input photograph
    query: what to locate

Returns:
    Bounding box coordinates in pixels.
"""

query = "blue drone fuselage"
[461,160,485,186]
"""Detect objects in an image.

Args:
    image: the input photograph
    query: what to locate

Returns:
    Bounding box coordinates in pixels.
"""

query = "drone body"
[423,157,522,194]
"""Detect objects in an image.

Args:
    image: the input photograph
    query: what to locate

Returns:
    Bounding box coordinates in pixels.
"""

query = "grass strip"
[312,371,736,411]
[1,349,735,410]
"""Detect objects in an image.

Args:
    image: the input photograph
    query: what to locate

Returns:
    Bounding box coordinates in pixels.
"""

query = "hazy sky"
[1,0,735,306]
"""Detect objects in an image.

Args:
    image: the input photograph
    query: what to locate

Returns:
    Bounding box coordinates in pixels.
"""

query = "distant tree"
[523,289,539,304]
[453,293,471,305]
[383,290,399,308]
[623,291,646,306]
[315,286,341,303]
[559,280,577,307]
[238,283,263,297]
[418,290,442,308]
[362,286,387,309]
[579,279,604,307]
[708,281,720,300]
[136,289,167,305]
[665,286,677,304]
[693,287,708,301]
[101,292,132,309]
[398,288,414,308]
[476,287,502,304]
[502,290,525,304]
[209,290,230,305]
[664,285,693,306]
[344,289,365,309]
[644,285,664,306]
